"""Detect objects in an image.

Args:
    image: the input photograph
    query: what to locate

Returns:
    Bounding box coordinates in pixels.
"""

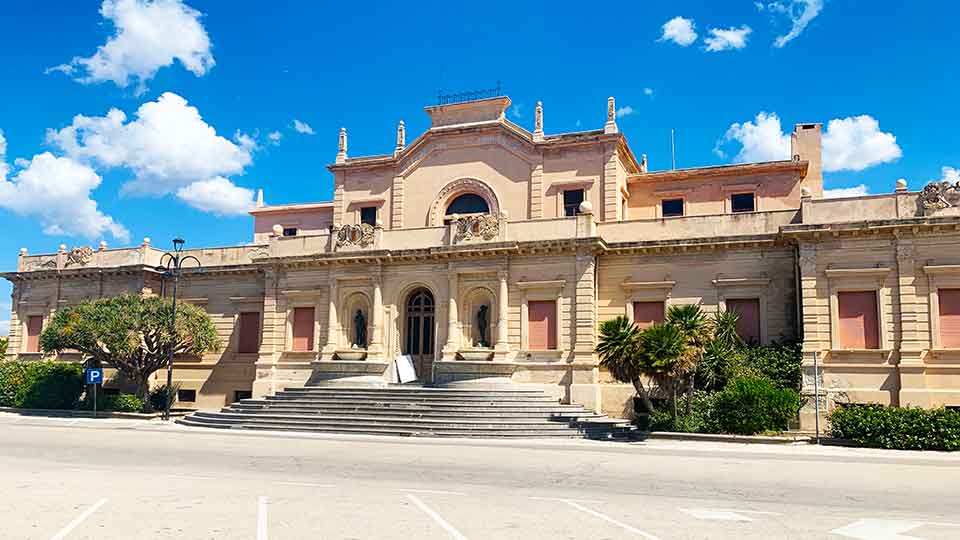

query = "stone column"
[323,280,339,355]
[369,272,384,358]
[444,264,459,355]
[495,270,509,354]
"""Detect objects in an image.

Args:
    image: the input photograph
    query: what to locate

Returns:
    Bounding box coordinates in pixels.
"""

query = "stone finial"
[604,96,618,134]
[272,224,283,237]
[256,188,264,208]
[533,101,544,141]
[336,128,348,164]
[896,178,908,193]
[58,244,67,253]
[640,153,648,173]
[19,248,27,256]
[142,237,151,246]
[99,240,108,251]
[579,200,594,214]
[801,186,812,198]
[395,120,406,154]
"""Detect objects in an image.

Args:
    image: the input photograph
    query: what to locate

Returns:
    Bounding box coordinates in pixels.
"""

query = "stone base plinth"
[433,360,517,388]
[308,360,390,387]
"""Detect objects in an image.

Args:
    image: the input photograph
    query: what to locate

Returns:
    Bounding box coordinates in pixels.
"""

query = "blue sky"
[0,0,958,333]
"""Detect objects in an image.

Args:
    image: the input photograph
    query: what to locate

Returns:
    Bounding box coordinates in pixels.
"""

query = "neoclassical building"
[5,95,960,428]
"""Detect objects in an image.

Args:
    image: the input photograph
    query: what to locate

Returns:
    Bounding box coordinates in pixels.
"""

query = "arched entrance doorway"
[403,288,436,382]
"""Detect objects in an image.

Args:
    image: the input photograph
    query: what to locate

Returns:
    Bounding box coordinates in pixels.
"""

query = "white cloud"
[759,0,824,48]
[822,115,902,172]
[0,143,129,242]
[292,119,315,135]
[510,104,523,119]
[717,112,902,172]
[267,131,282,144]
[176,177,255,216]
[49,0,214,94]
[704,25,752,52]
[824,185,869,199]
[660,16,698,46]
[934,166,960,184]
[643,88,654,96]
[715,112,790,163]
[616,106,635,118]
[48,92,253,197]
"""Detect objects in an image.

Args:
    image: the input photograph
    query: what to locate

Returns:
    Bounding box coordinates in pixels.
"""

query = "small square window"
[360,206,377,226]
[234,390,252,402]
[563,189,585,217]
[282,227,298,237]
[731,193,755,213]
[661,199,684,217]
[177,389,197,403]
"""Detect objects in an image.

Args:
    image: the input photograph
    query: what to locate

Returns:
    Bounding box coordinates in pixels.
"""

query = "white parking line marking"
[50,498,107,540]
[680,508,753,522]
[165,474,215,481]
[561,500,662,540]
[405,494,469,540]
[529,496,605,504]
[275,481,335,488]
[257,496,269,540]
[399,488,467,496]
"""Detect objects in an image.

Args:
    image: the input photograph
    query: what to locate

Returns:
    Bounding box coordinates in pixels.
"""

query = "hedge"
[712,377,802,435]
[829,404,960,451]
[0,360,83,409]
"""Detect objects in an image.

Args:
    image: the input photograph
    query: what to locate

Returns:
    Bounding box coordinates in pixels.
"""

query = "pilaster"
[495,269,510,358]
[391,175,404,229]
[253,266,280,398]
[602,144,619,222]
[368,268,385,359]
[529,158,543,219]
[322,279,339,356]
[443,263,459,359]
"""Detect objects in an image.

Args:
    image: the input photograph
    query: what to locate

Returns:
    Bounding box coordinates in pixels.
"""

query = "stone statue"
[396,120,406,151]
[607,96,615,122]
[534,101,543,133]
[477,304,489,347]
[353,309,367,348]
[338,127,348,154]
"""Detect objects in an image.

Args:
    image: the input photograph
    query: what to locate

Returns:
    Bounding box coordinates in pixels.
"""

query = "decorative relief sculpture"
[454,214,499,242]
[336,223,375,248]
[919,180,960,213]
[65,246,94,267]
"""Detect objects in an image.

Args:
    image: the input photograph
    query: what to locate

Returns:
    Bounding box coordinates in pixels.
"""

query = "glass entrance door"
[403,289,435,382]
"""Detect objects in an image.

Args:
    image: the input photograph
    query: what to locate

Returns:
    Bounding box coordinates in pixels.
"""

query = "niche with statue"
[337,291,370,360]
[459,287,495,361]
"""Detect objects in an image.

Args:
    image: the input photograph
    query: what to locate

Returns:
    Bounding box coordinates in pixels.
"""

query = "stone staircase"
[178,386,638,440]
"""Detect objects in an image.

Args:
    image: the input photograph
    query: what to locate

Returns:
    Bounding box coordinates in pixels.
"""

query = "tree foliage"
[39,294,220,409]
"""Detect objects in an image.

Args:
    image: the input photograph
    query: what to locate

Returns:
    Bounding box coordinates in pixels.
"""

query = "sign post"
[85,368,104,418]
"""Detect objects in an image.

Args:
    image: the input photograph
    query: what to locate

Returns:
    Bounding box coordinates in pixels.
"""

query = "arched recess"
[341,291,371,348]
[427,178,501,226]
[461,286,496,348]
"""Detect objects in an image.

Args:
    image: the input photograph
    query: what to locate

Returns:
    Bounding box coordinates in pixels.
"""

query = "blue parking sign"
[85,368,103,385]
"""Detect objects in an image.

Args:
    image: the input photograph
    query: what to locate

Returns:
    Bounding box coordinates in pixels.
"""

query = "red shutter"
[633,301,665,329]
[528,300,557,350]
[292,307,314,352]
[838,291,879,349]
[238,312,261,354]
[26,316,43,353]
[726,299,761,344]
[939,289,960,348]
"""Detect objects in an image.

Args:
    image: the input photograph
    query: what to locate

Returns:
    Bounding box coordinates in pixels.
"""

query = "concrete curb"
[643,431,813,444]
[0,406,190,420]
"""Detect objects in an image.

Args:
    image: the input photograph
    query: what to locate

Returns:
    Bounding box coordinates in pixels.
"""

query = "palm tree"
[637,322,688,422]
[596,316,654,413]
[666,304,710,415]
[697,309,745,392]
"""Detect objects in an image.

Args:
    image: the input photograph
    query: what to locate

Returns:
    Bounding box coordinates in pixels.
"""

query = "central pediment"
[424,96,511,128]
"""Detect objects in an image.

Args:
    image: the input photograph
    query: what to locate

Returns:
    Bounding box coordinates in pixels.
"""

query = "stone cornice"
[628,160,807,184]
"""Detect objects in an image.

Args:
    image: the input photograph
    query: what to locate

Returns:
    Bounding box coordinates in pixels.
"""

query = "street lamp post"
[155,238,201,421]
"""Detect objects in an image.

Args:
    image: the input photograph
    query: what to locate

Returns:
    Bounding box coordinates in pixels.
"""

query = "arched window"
[445,193,489,216]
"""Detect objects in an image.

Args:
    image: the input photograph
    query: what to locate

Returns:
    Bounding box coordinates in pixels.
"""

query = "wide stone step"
[192,410,591,429]
[293,386,547,396]
[267,395,561,405]
[227,405,600,419]
[235,399,589,413]
[213,409,612,425]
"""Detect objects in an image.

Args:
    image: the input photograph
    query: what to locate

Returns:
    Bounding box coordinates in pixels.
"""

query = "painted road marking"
[49,498,107,540]
[257,496,269,540]
[399,488,468,496]
[529,496,605,504]
[405,493,469,540]
[832,518,960,540]
[680,508,782,522]
[164,474,215,481]
[560,500,662,540]
[275,481,335,488]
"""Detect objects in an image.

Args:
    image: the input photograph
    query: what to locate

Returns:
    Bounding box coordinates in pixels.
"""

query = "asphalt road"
[1,413,958,540]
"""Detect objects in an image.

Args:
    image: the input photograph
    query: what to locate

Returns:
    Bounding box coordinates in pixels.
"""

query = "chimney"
[791,123,822,198]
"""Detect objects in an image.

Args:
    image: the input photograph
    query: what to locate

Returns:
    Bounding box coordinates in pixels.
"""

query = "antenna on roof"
[670,129,677,170]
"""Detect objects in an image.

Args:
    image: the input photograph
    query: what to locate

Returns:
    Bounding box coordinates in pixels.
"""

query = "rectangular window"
[234,390,252,402]
[237,312,261,354]
[563,189,585,217]
[282,227,298,237]
[26,315,43,353]
[291,307,315,351]
[527,300,557,350]
[632,301,665,329]
[177,389,197,403]
[726,298,761,344]
[938,288,960,348]
[730,193,755,213]
[360,206,377,226]
[661,199,684,218]
[838,291,880,349]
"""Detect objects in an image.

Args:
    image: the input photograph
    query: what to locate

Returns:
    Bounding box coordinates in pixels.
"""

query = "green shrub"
[740,341,803,391]
[107,393,145,413]
[648,391,720,433]
[713,377,802,435]
[149,383,180,412]
[0,360,83,410]
[829,404,960,451]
